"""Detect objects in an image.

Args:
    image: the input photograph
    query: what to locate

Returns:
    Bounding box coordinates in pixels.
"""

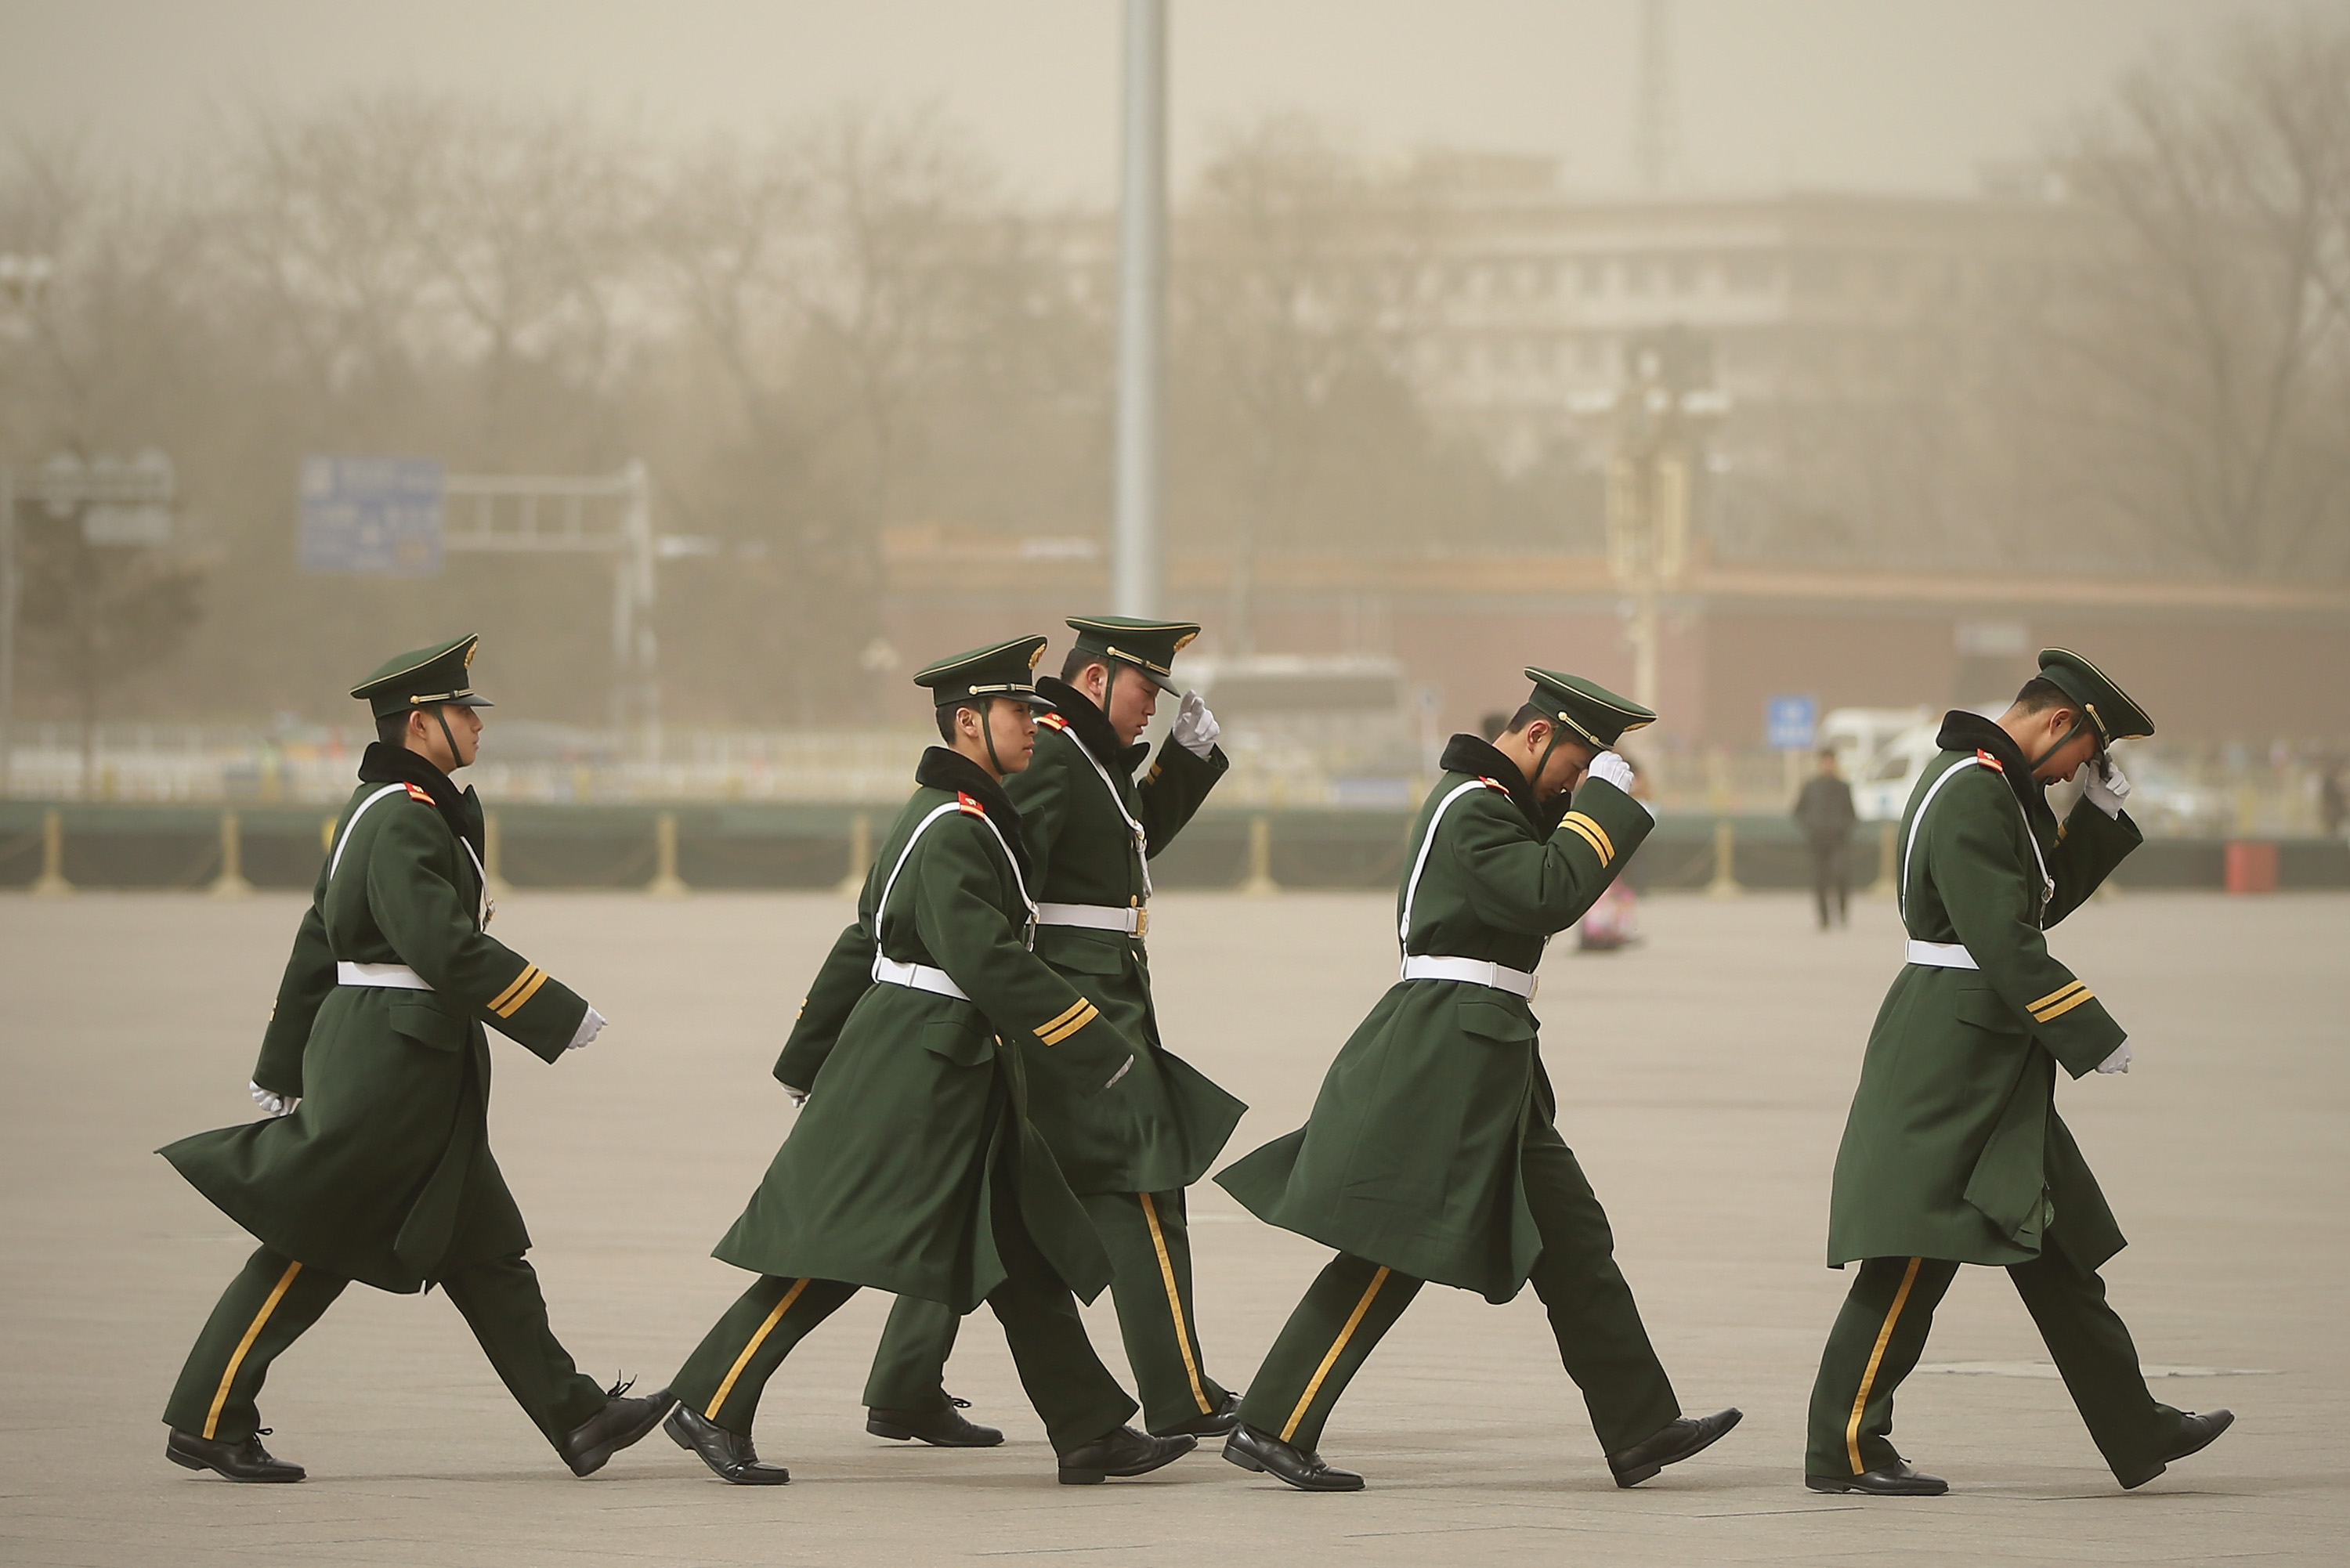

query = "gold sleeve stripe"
[1558,816,1611,865]
[1039,1002,1099,1046]
[2034,988,2096,1023]
[493,967,552,1019]
[1563,811,1616,862]
[488,965,541,1013]
[1038,997,1091,1035]
[2027,980,2086,1013]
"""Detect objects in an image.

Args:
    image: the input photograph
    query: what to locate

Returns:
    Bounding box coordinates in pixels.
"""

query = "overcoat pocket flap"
[1953,987,2026,1035]
[1037,927,1127,977]
[1457,997,1537,1044]
[389,992,469,1052]
[921,1014,996,1068]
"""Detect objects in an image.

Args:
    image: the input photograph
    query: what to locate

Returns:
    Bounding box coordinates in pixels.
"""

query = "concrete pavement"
[1,887,2340,1565]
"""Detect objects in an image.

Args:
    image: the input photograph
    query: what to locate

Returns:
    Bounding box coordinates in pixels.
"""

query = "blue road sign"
[1766,693,1818,751]
[298,456,444,576]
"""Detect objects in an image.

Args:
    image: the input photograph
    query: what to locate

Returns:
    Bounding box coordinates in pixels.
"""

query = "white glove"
[249,1080,298,1118]
[1585,750,1636,794]
[781,1083,810,1107]
[1172,690,1220,759]
[2084,759,2131,819]
[2096,1041,2131,1075]
[566,1006,606,1051]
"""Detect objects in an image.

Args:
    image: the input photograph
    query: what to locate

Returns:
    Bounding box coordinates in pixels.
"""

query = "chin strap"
[428,704,463,771]
[1532,721,1570,797]
[978,700,1007,777]
[2028,715,2089,775]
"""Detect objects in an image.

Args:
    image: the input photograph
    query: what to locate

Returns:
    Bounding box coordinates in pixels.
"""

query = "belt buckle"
[1526,971,1540,1000]
[1133,907,1149,938]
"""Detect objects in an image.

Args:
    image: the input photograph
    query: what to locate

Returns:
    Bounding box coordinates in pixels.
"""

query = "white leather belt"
[1401,955,1539,999]
[1904,940,1979,970]
[337,961,432,991]
[872,954,970,1001]
[1036,901,1148,938]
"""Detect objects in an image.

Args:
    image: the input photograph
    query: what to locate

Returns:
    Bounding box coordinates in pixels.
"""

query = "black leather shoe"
[559,1379,678,1477]
[1152,1389,1242,1440]
[2121,1407,2235,1490]
[1222,1422,1365,1492]
[1056,1425,1196,1484]
[166,1427,304,1483]
[666,1403,790,1484]
[1806,1458,1950,1496]
[1607,1407,1743,1487]
[866,1394,1004,1447]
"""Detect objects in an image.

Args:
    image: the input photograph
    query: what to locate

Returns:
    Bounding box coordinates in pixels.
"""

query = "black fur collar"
[1439,732,1542,826]
[1036,674,1150,771]
[358,741,482,857]
[1934,710,2056,840]
[914,745,1032,877]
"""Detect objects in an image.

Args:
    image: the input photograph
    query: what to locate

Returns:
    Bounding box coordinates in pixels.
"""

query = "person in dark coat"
[1793,748,1858,929]
[158,637,673,1483]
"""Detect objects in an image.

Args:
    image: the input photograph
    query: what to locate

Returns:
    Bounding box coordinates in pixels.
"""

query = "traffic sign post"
[1766,693,1818,752]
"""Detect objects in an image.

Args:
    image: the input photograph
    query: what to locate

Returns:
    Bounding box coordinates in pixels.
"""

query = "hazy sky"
[2,0,2332,201]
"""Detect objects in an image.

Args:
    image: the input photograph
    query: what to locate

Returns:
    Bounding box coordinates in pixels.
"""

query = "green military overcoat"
[1005,675,1247,1195]
[1218,735,1655,1302]
[1826,712,2140,1271]
[160,744,591,1293]
[724,747,1123,1313]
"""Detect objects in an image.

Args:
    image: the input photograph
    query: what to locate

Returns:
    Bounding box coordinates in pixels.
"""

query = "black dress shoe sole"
[1058,1435,1196,1485]
[1805,1472,1950,1496]
[165,1440,303,1483]
[1222,1443,1365,1491]
[866,1413,1005,1447]
[565,1389,679,1478]
[665,1409,790,1484]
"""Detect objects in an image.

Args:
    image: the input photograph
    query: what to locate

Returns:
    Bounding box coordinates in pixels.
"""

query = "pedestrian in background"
[1793,748,1857,930]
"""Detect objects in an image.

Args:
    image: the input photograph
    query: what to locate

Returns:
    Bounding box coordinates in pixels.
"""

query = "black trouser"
[1806,1232,2184,1486]
[1235,1123,1680,1455]
[1808,835,1851,926]
[164,1245,609,1450]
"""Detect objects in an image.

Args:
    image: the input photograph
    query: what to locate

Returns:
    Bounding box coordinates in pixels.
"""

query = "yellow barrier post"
[1868,819,1899,899]
[31,808,71,897]
[211,810,253,898]
[1240,815,1279,897]
[648,811,689,898]
[1706,818,1741,898]
[483,811,514,898]
[836,811,873,898]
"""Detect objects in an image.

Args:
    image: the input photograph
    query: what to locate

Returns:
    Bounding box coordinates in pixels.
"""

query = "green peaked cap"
[913,634,1055,709]
[1523,667,1656,750]
[351,634,494,720]
[2037,649,2153,746]
[1065,615,1202,694]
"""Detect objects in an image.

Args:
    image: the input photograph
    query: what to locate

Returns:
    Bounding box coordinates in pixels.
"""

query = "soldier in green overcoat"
[1215,670,1742,1491]
[861,617,1249,1446]
[158,636,674,1483]
[660,638,1198,1487]
[1804,650,2234,1495]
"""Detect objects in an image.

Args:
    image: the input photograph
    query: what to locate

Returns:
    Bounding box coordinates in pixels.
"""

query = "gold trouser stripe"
[2027,980,2085,1013]
[2034,988,2096,1023]
[493,968,552,1019]
[487,964,540,1014]
[1564,811,1616,863]
[1281,1266,1390,1443]
[1039,1003,1098,1046]
[1139,1193,1212,1416]
[203,1259,304,1440]
[1558,816,1611,865]
[706,1277,812,1422]
[1038,997,1091,1035]
[1846,1256,1923,1475]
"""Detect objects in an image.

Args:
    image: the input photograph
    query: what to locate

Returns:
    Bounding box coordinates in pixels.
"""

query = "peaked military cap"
[1523,667,1656,751]
[1066,615,1201,694]
[2037,649,2153,746]
[351,634,494,720]
[913,635,1054,710]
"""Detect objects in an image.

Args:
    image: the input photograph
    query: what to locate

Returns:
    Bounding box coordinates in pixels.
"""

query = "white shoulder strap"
[874,800,1039,955]
[328,784,412,879]
[1065,728,1153,899]
[1902,756,2054,927]
[1398,779,1493,952]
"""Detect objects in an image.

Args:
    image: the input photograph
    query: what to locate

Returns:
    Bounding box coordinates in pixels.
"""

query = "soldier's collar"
[1934,710,2056,838]
[1440,733,1542,826]
[914,746,1032,874]
[356,741,478,852]
[1035,674,1135,772]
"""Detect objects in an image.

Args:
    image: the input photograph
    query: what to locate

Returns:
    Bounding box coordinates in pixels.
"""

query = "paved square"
[1,887,2341,1565]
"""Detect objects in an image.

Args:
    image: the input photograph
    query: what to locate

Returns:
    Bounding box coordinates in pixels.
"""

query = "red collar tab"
[1039,713,1070,731]
[956,790,985,816]
[403,782,435,802]
[1477,775,1510,793]
[1974,749,2005,772]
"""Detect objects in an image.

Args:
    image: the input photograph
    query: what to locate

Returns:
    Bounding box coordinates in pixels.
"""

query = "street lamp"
[0,252,56,790]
